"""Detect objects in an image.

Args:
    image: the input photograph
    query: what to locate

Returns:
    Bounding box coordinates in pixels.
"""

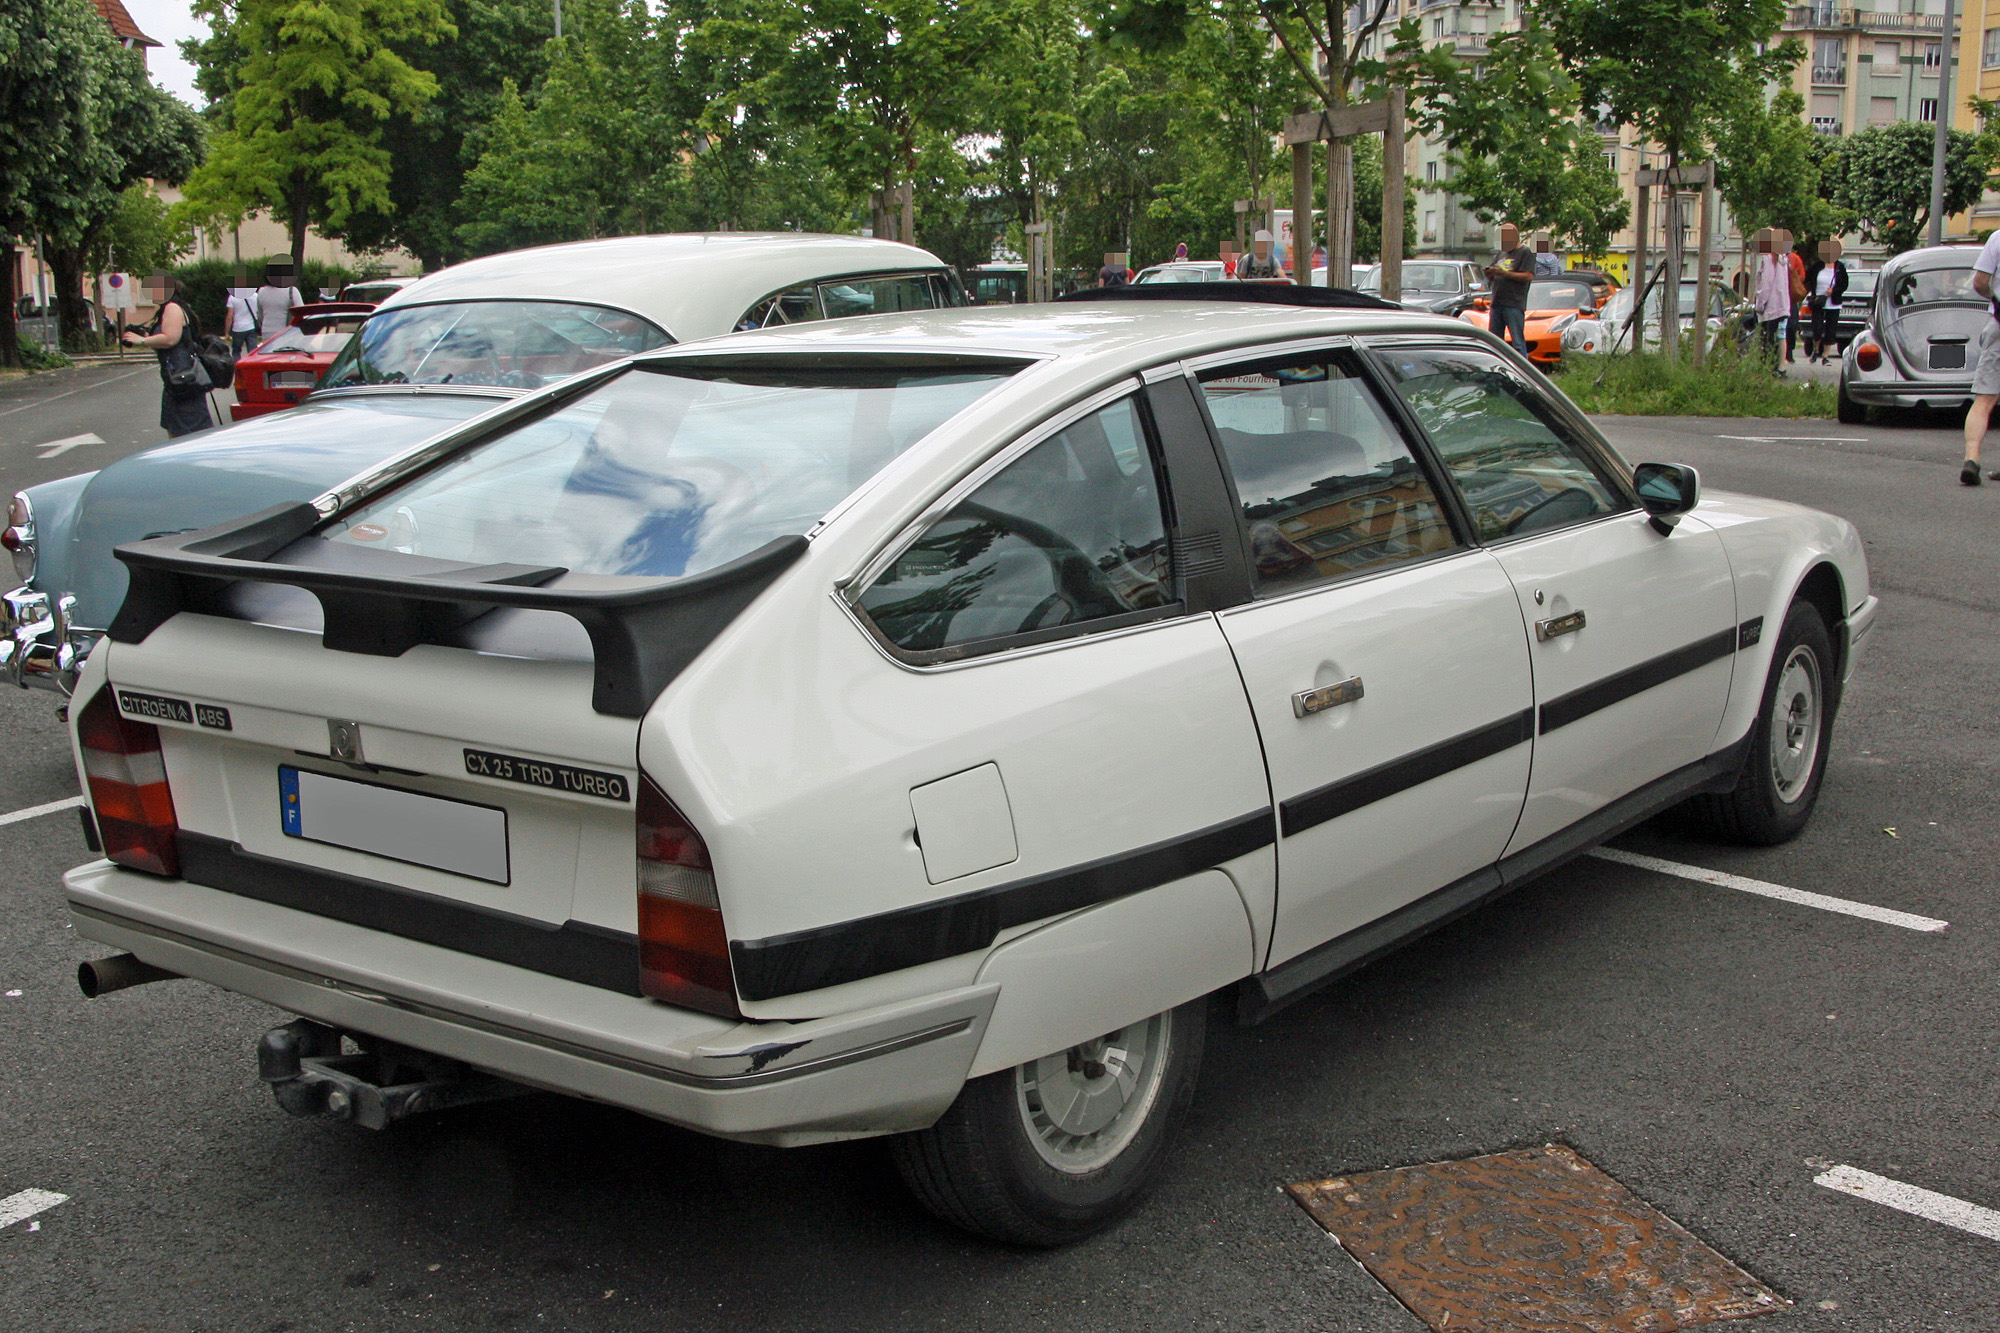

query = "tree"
[177,0,454,271]
[1387,22,1627,253]
[1530,0,1800,351]
[1820,121,1996,255]
[1712,85,1837,240]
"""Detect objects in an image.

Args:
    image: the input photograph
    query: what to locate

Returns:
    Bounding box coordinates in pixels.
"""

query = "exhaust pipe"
[77,953,180,998]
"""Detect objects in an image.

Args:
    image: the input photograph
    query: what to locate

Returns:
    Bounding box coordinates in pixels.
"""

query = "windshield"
[1604,284,1724,322]
[1886,266,1977,307]
[254,319,367,356]
[320,301,672,391]
[1527,279,1595,311]
[1847,270,1878,297]
[1357,264,1468,294]
[1136,265,1219,284]
[325,359,1022,580]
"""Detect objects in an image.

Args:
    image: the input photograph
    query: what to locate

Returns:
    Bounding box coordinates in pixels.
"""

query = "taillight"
[636,776,739,1017]
[1856,343,1882,372]
[76,686,179,875]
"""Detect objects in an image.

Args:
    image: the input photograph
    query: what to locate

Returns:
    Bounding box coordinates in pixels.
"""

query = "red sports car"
[228,302,376,421]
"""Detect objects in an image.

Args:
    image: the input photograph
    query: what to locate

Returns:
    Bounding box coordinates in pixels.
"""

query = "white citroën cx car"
[63,285,1876,1246]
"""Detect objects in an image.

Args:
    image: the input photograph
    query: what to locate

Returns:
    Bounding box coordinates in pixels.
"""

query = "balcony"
[1785,6,1948,32]
[1443,30,1489,52]
[1811,116,1844,135]
[1812,63,1847,84]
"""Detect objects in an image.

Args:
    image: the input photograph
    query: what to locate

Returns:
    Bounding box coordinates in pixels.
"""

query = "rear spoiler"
[109,503,807,717]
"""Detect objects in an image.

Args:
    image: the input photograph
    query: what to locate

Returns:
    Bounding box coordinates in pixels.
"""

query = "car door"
[1180,343,1535,973]
[1370,343,1738,863]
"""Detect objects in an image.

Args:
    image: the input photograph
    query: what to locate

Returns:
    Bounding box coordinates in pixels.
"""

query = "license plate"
[267,370,317,388]
[1930,343,1967,370]
[279,766,508,884]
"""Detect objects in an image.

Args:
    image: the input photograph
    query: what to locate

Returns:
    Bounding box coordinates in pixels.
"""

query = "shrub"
[16,333,71,371]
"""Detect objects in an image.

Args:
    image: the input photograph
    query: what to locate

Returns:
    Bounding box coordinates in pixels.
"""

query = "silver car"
[1839,245,1987,423]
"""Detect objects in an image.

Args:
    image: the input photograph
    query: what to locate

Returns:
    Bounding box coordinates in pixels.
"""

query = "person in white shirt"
[225,287,259,357]
[1963,228,2000,485]
[254,268,304,340]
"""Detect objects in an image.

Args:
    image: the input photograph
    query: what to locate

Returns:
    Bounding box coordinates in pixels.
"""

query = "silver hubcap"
[1016,1012,1172,1174]
[1769,644,1823,804]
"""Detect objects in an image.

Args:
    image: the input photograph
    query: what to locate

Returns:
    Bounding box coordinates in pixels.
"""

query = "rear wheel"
[890,999,1206,1246]
[1835,380,1866,425]
[1679,599,1836,845]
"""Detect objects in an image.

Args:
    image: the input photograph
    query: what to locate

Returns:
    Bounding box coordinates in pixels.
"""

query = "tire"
[1679,599,1837,845]
[889,998,1207,1246]
[1836,380,1866,425]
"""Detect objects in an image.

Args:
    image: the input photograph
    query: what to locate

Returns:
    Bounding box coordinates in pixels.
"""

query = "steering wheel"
[956,501,1129,634]
[1504,486,1598,536]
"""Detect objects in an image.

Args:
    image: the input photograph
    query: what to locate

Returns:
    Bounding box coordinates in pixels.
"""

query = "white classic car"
[63,289,1876,1246]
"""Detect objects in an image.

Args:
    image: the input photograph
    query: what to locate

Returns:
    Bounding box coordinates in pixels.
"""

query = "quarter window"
[1198,352,1458,593]
[858,397,1174,657]
[1375,346,1626,540]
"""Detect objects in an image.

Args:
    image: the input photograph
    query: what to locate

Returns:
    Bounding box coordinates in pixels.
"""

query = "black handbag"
[156,304,211,397]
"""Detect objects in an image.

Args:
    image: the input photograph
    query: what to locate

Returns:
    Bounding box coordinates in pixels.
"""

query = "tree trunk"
[48,243,95,353]
[0,245,19,370]
[289,182,310,275]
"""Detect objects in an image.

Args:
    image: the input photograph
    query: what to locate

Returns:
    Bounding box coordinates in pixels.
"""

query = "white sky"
[123,0,209,106]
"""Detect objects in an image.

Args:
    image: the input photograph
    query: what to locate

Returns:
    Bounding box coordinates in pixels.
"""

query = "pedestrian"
[1752,230,1791,372]
[255,264,304,339]
[225,285,259,358]
[1238,229,1284,280]
[121,272,213,439]
[1532,232,1562,277]
[1781,230,1806,364]
[1097,252,1129,288]
[1484,223,1535,353]
[1805,238,1848,365]
[1957,225,2000,484]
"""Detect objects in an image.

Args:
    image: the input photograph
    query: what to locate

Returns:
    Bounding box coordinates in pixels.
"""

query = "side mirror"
[1634,461,1699,531]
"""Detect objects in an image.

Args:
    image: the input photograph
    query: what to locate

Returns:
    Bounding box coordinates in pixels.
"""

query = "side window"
[1197,352,1458,594]
[820,274,947,320]
[1375,345,1628,540]
[737,285,821,331]
[858,397,1174,656]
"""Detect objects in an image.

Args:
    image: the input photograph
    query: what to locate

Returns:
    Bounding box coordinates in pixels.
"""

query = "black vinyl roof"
[1056,282,1400,312]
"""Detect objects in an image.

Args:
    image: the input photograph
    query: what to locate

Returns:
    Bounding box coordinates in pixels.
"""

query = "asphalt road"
[0,372,1994,1332]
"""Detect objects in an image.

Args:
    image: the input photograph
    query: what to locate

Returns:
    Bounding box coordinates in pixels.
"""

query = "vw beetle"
[1838,244,1986,424]
[1,233,964,694]
[62,286,1875,1246]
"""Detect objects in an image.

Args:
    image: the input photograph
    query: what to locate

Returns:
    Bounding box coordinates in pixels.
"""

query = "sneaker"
[1963,460,1983,486]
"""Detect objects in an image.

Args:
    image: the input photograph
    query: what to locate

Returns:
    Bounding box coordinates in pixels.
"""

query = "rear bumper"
[64,861,995,1146]
[1842,376,1971,409]
[0,586,92,695]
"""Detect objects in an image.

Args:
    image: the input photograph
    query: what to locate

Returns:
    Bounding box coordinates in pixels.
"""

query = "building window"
[1432,14,1444,37]
[1426,161,1439,184]
[1987,27,2000,68]
[1423,210,1438,239]
[1603,151,1618,175]
[1924,41,1942,69]
[1920,97,1939,122]
[1875,40,1901,73]
[1870,96,1899,126]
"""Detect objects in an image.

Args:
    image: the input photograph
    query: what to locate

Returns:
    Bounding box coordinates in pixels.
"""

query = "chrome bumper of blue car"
[0,586,93,695]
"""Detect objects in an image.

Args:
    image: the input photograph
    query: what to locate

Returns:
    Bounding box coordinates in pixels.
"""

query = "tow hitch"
[256,1019,526,1129]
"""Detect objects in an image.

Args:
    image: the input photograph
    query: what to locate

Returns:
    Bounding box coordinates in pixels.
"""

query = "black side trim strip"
[1538,627,1737,734]
[731,809,1278,1001]
[1738,616,1764,649]
[1239,731,1753,1024]
[1279,709,1533,837]
[176,832,643,996]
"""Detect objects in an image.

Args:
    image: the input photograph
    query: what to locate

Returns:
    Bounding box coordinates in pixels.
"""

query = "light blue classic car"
[1,234,965,693]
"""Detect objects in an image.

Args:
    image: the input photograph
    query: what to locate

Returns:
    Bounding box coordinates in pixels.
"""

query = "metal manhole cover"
[1288,1145,1786,1333]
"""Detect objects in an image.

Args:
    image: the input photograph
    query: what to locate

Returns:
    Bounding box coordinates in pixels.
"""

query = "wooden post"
[1327,138,1354,287]
[1660,189,1681,361]
[1694,180,1715,368]
[1380,86,1406,299]
[899,182,915,250]
[1234,199,1249,256]
[1631,182,1648,352]
[1292,143,1313,281]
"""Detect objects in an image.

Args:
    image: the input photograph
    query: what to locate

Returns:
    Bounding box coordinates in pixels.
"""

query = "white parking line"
[0,1189,67,1230]
[1815,1166,2000,1243]
[1589,848,1949,933]
[0,795,84,828]
[0,369,144,417]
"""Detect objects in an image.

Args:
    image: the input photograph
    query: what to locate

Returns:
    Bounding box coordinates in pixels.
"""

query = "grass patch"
[1555,344,1835,418]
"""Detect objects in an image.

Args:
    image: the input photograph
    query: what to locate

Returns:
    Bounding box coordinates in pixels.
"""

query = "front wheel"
[889,998,1207,1246]
[1679,599,1836,845]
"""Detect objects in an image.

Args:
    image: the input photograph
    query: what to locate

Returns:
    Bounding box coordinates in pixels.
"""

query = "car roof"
[1880,244,1981,273]
[374,233,952,341]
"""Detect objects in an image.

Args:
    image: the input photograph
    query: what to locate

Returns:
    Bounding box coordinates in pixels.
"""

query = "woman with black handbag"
[120,272,213,438]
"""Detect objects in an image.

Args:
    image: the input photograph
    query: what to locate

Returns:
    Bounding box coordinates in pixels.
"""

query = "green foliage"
[177,0,455,267]
[1819,122,1997,255]
[1557,345,1836,417]
[1387,20,1626,251]
[93,185,197,277]
[1713,84,1840,239]
[16,335,73,372]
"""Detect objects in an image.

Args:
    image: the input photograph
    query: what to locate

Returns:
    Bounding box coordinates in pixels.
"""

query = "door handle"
[1535,610,1586,641]
[1293,676,1364,717]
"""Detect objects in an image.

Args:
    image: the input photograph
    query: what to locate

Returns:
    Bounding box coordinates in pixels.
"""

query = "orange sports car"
[1460,274,1613,368]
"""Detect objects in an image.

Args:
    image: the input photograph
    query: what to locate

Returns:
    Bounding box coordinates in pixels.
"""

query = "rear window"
[1887,267,1977,307]
[320,301,672,391]
[324,358,1022,580]
[254,320,366,356]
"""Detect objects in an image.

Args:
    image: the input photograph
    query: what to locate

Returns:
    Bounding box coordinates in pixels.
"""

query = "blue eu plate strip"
[279,765,302,838]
